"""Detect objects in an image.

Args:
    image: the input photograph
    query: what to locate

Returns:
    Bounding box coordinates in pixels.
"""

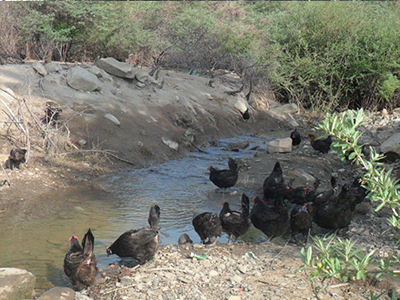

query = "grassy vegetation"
[0,2,399,111]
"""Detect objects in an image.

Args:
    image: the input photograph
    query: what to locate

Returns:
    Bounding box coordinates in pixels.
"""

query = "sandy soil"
[0,62,399,299]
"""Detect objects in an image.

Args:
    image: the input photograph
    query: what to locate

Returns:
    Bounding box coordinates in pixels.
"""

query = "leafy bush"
[317,109,400,231]
[298,235,375,282]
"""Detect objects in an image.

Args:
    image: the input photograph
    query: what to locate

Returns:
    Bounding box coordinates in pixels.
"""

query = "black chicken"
[290,129,301,146]
[192,212,222,244]
[285,178,320,205]
[208,157,239,188]
[309,185,358,230]
[309,134,332,154]
[250,196,289,239]
[5,148,27,170]
[242,108,250,120]
[64,228,98,291]
[219,193,250,243]
[290,204,313,243]
[263,162,285,200]
[107,204,161,264]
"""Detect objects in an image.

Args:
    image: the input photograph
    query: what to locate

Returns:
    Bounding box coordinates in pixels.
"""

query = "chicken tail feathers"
[82,228,95,256]
[241,193,250,219]
[228,157,238,173]
[273,162,282,176]
[148,204,161,230]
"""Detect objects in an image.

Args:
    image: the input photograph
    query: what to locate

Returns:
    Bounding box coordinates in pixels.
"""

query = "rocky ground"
[0,60,400,300]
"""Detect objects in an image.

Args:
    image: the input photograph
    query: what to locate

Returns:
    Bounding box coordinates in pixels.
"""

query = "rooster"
[263,162,285,200]
[107,204,160,264]
[250,196,289,239]
[192,212,222,244]
[309,134,332,154]
[208,157,239,188]
[219,193,250,243]
[64,228,98,291]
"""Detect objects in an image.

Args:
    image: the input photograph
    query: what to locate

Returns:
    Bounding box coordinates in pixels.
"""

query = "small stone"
[104,113,121,126]
[232,275,243,283]
[162,138,179,151]
[228,296,241,300]
[209,270,218,277]
[78,139,87,146]
[205,93,213,100]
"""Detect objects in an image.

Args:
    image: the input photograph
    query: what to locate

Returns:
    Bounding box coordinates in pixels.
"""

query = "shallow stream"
[0,135,273,290]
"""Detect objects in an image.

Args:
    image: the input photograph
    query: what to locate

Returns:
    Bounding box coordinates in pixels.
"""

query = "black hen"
[290,204,313,243]
[263,162,285,200]
[250,196,289,239]
[208,157,239,188]
[192,212,222,244]
[290,129,301,146]
[309,134,332,153]
[6,148,27,170]
[64,228,98,291]
[242,108,250,120]
[107,204,160,264]
[219,193,250,243]
[285,178,320,205]
[309,185,358,229]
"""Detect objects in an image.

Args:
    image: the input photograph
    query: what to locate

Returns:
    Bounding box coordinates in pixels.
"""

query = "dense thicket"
[0,2,399,111]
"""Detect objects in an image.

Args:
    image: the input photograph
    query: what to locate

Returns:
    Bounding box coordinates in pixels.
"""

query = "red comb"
[69,235,78,242]
[252,196,256,201]
[221,202,226,205]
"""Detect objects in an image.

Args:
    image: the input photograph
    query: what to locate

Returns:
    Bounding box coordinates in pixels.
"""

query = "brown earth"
[0,62,399,299]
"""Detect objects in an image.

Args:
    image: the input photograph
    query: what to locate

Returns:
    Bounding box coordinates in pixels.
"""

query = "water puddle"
[0,135,275,290]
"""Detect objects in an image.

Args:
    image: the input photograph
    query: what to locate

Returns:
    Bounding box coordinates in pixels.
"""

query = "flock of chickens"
[63,129,367,291]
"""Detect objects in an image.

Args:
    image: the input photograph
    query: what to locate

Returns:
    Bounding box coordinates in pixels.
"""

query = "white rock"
[209,270,218,277]
[104,114,121,126]
[162,138,179,151]
[265,138,292,153]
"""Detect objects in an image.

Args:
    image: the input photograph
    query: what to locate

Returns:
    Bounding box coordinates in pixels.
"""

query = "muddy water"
[0,136,273,291]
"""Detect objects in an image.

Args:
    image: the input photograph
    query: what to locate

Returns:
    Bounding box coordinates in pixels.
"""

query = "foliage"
[1,2,399,109]
[317,109,400,231]
[298,235,375,282]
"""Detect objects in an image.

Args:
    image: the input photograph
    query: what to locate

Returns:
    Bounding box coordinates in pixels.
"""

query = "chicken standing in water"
[64,228,98,291]
[107,204,161,265]
[219,193,250,243]
[192,212,222,245]
[208,157,239,188]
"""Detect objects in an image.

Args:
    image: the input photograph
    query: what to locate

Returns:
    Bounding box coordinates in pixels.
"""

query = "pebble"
[231,275,243,283]
[209,270,219,277]
[228,296,241,300]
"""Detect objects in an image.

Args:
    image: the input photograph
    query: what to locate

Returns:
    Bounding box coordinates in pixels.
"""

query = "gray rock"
[32,62,48,76]
[267,105,299,127]
[44,62,62,73]
[136,81,146,88]
[380,132,400,155]
[356,202,373,215]
[96,57,135,79]
[265,138,292,153]
[178,233,193,245]
[0,267,36,300]
[67,66,101,92]
[37,287,74,300]
[104,114,121,126]
[135,70,149,83]
[88,66,113,82]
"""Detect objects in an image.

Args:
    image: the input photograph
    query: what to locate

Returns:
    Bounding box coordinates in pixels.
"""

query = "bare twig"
[0,164,11,186]
[225,83,244,96]
[145,267,191,274]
